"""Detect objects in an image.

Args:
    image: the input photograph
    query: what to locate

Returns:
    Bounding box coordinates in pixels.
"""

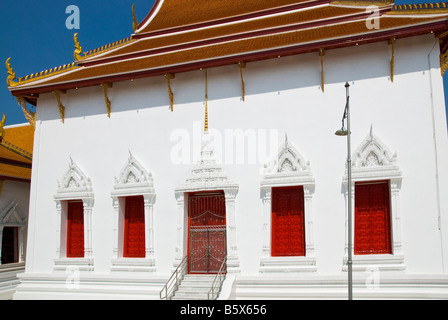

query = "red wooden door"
[271,186,305,257]
[67,201,84,258]
[355,181,392,255]
[188,192,226,274]
[124,196,146,258]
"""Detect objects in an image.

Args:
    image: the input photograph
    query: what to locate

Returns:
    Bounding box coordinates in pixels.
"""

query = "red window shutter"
[271,186,305,257]
[67,201,85,258]
[355,181,392,255]
[124,196,146,258]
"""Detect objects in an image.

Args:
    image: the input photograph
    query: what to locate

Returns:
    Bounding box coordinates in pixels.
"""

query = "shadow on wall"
[36,34,436,123]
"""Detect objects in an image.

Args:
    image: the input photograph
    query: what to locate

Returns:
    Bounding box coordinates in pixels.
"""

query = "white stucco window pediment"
[110,152,156,272]
[54,158,94,271]
[260,135,316,273]
[342,126,405,272]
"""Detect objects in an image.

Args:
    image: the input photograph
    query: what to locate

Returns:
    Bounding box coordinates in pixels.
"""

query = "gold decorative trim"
[8,61,77,88]
[319,49,325,93]
[393,2,447,10]
[53,90,66,123]
[74,33,83,61]
[389,37,395,82]
[5,58,17,87]
[239,61,246,101]
[101,83,113,118]
[165,73,175,111]
[16,96,36,128]
[79,37,134,62]
[1,140,32,161]
[9,35,132,87]
[387,2,448,14]
[0,113,5,142]
[132,4,139,33]
[437,30,448,40]
[440,50,448,76]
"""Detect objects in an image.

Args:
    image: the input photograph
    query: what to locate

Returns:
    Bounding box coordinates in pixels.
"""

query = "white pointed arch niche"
[110,152,156,272]
[54,158,94,271]
[342,126,405,272]
[0,201,27,265]
[351,126,402,181]
[260,135,316,273]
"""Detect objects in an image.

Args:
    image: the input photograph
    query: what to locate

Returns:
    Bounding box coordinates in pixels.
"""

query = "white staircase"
[171,274,217,300]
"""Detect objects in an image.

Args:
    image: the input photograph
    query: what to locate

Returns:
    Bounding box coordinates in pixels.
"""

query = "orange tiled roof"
[7,1,448,96]
[0,163,31,181]
[2,125,34,155]
[138,0,318,34]
[92,5,368,61]
[0,124,33,182]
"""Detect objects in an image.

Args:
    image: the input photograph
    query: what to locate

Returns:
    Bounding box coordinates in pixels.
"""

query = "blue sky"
[0,0,446,125]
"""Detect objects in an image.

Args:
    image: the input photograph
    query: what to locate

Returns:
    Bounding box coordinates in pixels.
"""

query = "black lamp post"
[335,82,353,300]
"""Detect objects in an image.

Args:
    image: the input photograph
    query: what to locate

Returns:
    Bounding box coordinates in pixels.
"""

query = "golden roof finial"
[204,69,209,132]
[5,58,16,87]
[74,33,83,61]
[132,4,139,33]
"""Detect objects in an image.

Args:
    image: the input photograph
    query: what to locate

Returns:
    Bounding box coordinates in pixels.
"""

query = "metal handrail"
[207,257,227,300]
[160,256,188,300]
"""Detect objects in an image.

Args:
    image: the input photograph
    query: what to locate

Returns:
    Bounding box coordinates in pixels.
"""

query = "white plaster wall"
[24,33,448,283]
[0,180,30,222]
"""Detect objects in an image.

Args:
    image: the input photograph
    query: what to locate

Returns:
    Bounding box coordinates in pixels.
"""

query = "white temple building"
[5,0,448,299]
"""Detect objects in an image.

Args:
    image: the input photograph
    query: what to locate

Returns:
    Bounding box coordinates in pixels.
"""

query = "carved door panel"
[271,186,305,257]
[355,181,392,255]
[188,192,226,274]
[67,201,84,258]
[124,196,146,258]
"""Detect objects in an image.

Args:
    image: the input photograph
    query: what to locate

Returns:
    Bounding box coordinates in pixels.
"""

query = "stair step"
[172,291,210,300]
[183,275,217,280]
[176,287,211,293]
[169,274,223,300]
[179,280,214,285]
[171,295,208,300]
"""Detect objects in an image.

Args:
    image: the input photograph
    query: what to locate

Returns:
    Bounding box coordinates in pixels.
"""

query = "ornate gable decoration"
[0,201,26,226]
[111,152,155,197]
[175,132,238,193]
[262,135,314,187]
[349,126,401,181]
[55,158,93,200]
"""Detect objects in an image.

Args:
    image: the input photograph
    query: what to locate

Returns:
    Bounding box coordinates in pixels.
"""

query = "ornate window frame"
[54,158,94,272]
[342,127,405,272]
[110,152,156,272]
[174,132,240,274]
[260,135,316,273]
[0,201,27,265]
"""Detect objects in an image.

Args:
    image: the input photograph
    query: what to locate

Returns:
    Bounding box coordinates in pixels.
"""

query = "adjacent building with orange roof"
[0,118,33,299]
